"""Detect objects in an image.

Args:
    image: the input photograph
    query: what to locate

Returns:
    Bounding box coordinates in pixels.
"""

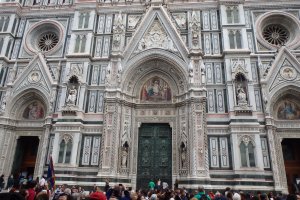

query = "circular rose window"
[38,32,59,51]
[263,24,289,46]
[255,11,300,49]
[25,20,64,54]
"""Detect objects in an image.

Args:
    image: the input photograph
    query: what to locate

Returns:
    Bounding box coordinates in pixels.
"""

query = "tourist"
[0,174,5,192]
[194,186,211,200]
[148,180,155,191]
[89,189,106,200]
[25,181,36,200]
[7,174,14,192]
[39,176,46,189]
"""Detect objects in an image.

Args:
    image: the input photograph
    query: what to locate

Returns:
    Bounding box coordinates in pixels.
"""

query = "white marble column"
[70,132,80,166]
[34,125,51,178]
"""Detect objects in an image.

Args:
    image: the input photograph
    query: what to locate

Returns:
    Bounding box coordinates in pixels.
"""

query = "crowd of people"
[0,176,300,200]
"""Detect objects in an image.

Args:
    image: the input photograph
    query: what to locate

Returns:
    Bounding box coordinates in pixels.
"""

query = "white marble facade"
[0,0,300,193]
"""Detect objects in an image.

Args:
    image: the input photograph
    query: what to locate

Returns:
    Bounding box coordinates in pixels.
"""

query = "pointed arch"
[7,89,49,120]
[122,49,189,97]
[269,86,300,119]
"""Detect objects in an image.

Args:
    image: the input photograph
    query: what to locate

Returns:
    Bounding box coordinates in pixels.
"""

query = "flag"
[47,156,56,190]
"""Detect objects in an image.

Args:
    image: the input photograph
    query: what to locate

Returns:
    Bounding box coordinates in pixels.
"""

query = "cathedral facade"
[0,0,300,193]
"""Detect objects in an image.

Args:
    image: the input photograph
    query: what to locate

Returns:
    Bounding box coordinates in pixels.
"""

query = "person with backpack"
[194,186,211,200]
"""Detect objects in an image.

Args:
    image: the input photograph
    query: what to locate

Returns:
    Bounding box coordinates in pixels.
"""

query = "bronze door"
[137,123,172,190]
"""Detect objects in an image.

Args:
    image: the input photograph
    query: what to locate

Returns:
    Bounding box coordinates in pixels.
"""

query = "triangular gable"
[123,6,189,64]
[11,53,56,97]
[262,47,300,93]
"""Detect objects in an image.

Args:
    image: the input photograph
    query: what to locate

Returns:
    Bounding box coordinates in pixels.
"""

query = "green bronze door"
[137,123,172,190]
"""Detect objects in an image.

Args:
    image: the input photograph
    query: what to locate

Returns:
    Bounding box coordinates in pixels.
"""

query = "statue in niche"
[236,84,247,104]
[201,61,206,84]
[66,85,77,105]
[235,74,248,105]
[121,142,129,168]
[66,76,79,106]
[180,142,187,168]
[0,95,6,113]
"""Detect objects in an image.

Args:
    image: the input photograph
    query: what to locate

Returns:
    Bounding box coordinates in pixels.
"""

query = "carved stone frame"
[129,113,178,189]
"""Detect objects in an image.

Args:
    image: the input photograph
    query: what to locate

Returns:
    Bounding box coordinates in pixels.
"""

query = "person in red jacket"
[26,181,36,200]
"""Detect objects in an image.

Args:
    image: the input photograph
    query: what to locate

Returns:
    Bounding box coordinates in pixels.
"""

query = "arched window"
[228,30,242,49]
[5,39,11,57]
[58,137,72,164]
[233,7,240,23]
[74,35,86,53]
[236,31,242,49]
[0,38,3,55]
[74,36,81,53]
[78,13,84,29]
[0,17,4,32]
[226,7,240,24]
[240,140,256,167]
[84,14,89,29]
[226,7,233,24]
[229,31,235,49]
[80,36,86,53]
[3,16,9,32]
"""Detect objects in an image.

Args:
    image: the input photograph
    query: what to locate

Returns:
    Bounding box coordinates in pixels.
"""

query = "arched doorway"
[137,123,172,190]
[282,139,300,193]
[12,136,40,179]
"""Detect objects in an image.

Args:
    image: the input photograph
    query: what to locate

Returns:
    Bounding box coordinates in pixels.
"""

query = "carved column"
[0,127,6,175]
[266,124,288,193]
[98,99,121,176]
[188,97,208,177]
[34,124,51,178]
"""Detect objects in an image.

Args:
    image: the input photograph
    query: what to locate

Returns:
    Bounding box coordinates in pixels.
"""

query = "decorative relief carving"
[136,21,177,52]
[189,11,201,49]
[112,12,125,51]
[238,134,255,146]
[280,65,297,80]
[231,59,248,79]
[28,71,41,83]
[0,92,7,114]
[127,15,142,30]
[67,63,83,82]
[172,13,187,29]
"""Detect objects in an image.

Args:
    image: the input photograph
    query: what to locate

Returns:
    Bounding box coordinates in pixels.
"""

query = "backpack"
[199,194,209,200]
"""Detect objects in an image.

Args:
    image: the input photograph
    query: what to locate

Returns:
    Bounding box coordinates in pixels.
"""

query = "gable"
[123,6,189,65]
[261,47,300,93]
[11,53,56,97]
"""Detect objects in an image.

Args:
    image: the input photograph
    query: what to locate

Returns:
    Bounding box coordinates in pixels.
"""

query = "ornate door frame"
[129,113,178,190]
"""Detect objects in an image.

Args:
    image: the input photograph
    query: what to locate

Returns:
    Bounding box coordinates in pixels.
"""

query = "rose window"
[263,24,289,46]
[38,32,59,51]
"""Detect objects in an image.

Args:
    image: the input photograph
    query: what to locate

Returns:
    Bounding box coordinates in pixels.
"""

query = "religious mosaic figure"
[277,100,300,120]
[140,77,171,102]
[23,101,44,119]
